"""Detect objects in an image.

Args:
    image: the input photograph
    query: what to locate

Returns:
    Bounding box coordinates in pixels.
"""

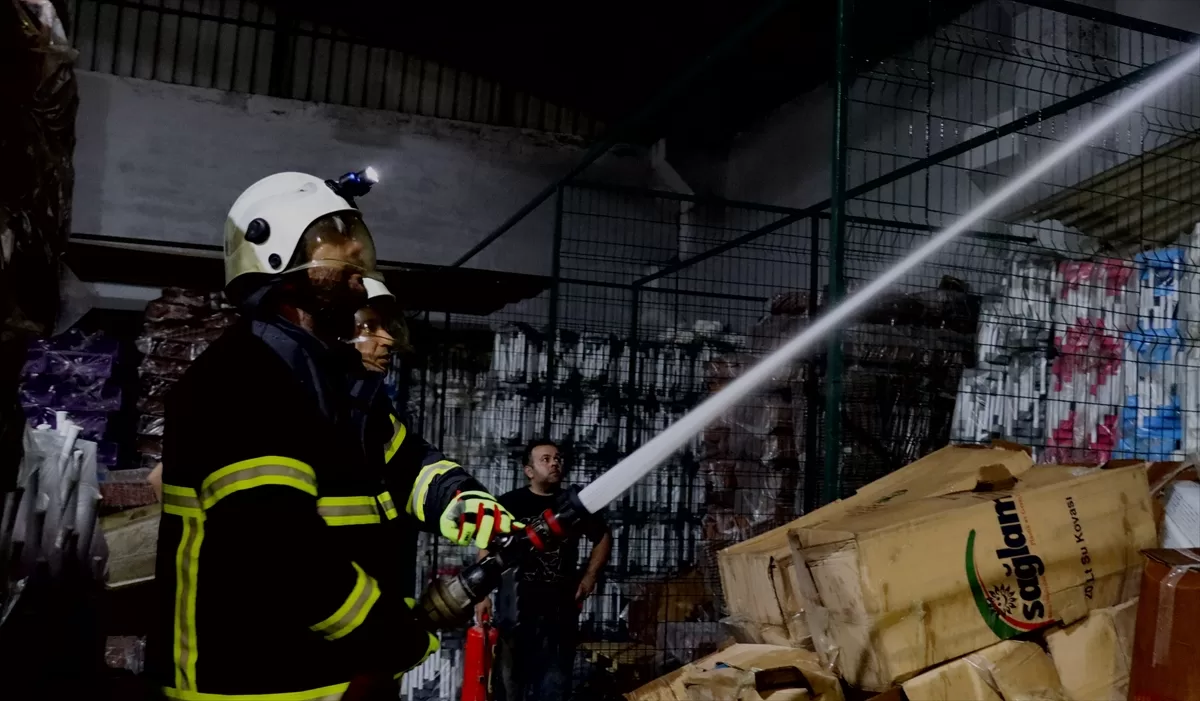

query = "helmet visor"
[285,211,382,281]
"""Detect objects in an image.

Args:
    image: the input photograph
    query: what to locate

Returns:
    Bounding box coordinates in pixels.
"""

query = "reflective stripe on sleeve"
[161,681,351,700]
[163,484,203,519]
[377,491,398,520]
[393,598,440,680]
[384,414,407,463]
[406,460,459,522]
[199,457,317,509]
[316,496,380,526]
[310,562,381,641]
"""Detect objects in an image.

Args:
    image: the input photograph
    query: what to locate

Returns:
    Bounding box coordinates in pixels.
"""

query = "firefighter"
[346,279,450,601]
[148,171,520,700]
[352,279,405,373]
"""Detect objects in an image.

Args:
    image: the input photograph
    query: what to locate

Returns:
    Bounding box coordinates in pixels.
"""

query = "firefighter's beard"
[295,268,366,344]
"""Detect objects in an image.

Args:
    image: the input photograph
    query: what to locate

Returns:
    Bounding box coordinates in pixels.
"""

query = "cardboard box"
[1129,549,1200,701]
[624,644,844,701]
[718,443,1034,644]
[788,464,1154,690]
[901,640,1066,701]
[100,505,160,588]
[1044,598,1138,701]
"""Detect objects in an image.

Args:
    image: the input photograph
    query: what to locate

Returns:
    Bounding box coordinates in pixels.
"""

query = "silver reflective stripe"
[311,563,380,641]
[163,487,202,518]
[164,491,201,509]
[173,514,204,690]
[384,416,407,463]
[317,498,381,526]
[200,461,316,508]
[317,504,380,518]
[406,461,457,521]
[378,491,398,520]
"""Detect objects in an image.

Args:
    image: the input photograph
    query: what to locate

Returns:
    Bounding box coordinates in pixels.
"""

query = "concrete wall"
[73,72,652,275]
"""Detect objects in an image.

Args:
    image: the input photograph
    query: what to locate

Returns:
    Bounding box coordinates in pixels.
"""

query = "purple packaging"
[44,351,115,381]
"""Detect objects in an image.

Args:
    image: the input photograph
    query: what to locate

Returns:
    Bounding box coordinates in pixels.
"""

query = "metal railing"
[64,0,603,137]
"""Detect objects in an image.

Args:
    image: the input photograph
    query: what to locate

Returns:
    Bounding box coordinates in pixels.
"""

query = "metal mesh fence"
[398,2,1200,697]
[841,0,1200,467]
[67,0,1196,696]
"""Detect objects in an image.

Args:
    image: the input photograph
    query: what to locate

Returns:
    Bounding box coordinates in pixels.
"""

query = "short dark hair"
[523,439,558,467]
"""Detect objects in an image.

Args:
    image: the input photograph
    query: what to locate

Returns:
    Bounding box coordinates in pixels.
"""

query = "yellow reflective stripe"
[316,496,377,507]
[317,497,381,526]
[200,457,317,509]
[163,484,204,519]
[406,460,459,522]
[384,414,407,463]
[310,562,381,641]
[377,491,398,520]
[393,635,440,680]
[393,598,440,679]
[161,681,350,700]
[172,513,204,690]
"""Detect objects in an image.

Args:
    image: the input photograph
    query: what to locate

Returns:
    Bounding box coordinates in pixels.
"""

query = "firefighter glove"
[439,490,522,548]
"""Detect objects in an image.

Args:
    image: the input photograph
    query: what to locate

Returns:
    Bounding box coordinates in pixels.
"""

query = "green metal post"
[823,0,850,506]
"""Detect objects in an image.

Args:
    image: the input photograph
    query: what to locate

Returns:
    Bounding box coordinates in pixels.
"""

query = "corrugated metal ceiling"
[1011,131,1200,252]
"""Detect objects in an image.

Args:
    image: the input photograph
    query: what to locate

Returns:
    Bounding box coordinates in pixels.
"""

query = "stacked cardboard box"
[1044,599,1138,701]
[624,644,845,701]
[901,640,1066,701]
[716,443,1034,647]
[703,444,1161,699]
[791,464,1153,690]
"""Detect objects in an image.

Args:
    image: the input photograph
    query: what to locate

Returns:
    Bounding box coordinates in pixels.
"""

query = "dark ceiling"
[269,0,976,147]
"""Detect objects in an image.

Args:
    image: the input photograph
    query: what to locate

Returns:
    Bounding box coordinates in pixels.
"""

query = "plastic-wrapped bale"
[19,329,123,472]
[0,0,78,495]
[835,320,975,497]
[132,288,238,484]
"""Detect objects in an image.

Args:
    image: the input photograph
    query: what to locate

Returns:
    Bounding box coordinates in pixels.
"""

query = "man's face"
[305,236,368,307]
[524,444,562,487]
[353,306,395,372]
[293,213,375,338]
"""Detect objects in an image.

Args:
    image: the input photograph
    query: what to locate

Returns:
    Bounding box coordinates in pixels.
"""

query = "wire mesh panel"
[537,2,1200,689]
[392,299,555,700]
[552,184,827,677]
[840,0,1200,469]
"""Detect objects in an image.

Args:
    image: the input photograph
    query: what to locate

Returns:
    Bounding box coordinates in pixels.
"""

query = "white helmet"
[363,278,395,301]
[224,170,380,301]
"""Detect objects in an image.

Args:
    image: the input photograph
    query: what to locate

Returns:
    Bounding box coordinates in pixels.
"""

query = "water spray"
[578,44,1200,513]
[416,44,1200,632]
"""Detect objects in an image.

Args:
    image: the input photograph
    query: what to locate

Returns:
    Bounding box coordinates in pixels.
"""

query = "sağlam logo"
[964,495,1052,639]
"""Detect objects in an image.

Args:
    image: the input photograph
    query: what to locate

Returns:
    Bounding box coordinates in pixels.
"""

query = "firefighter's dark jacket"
[148,316,487,700]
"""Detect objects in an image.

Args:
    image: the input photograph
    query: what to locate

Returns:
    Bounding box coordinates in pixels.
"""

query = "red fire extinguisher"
[461,611,499,701]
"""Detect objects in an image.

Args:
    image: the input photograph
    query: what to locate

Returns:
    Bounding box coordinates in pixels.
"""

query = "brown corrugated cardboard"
[1129,549,1200,701]
[718,443,1034,643]
[788,465,1154,690]
[1044,598,1138,701]
[901,640,1066,701]
[624,644,843,701]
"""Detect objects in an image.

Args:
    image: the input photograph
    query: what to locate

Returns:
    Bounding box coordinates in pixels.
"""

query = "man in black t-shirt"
[475,439,612,701]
